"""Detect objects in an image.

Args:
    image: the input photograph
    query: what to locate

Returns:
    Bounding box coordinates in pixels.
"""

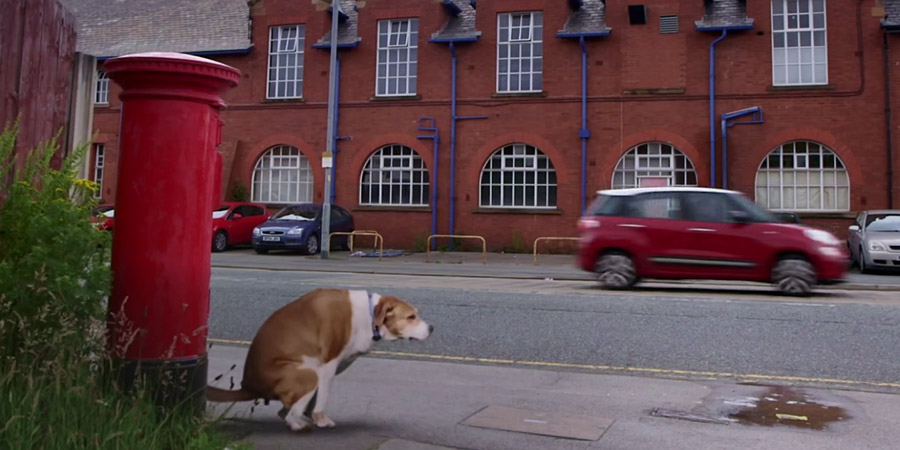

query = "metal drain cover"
[461,405,613,441]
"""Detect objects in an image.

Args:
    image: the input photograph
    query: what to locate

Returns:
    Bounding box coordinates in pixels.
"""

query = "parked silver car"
[847,210,900,273]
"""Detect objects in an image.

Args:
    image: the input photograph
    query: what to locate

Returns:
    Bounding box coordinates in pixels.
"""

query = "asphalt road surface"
[209,267,900,393]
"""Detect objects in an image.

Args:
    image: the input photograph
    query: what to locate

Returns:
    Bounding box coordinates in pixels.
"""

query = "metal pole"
[321,0,339,259]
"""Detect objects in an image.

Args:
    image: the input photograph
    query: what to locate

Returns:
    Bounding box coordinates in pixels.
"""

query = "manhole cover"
[461,405,613,441]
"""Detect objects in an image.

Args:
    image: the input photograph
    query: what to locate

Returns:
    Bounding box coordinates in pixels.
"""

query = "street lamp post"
[320,0,339,259]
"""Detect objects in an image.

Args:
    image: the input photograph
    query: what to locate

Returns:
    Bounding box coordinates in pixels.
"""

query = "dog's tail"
[206,385,257,402]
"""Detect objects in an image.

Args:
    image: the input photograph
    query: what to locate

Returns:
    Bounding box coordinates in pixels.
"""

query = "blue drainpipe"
[708,30,728,188]
[720,107,764,190]
[417,117,440,249]
[556,31,609,213]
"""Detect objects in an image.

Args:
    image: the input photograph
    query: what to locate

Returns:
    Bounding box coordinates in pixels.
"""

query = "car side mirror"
[730,210,751,224]
[848,225,860,232]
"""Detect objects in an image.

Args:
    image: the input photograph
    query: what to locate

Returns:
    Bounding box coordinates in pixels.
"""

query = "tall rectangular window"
[771,0,827,86]
[376,19,419,97]
[95,70,109,105]
[93,144,105,199]
[267,25,305,99]
[497,11,543,93]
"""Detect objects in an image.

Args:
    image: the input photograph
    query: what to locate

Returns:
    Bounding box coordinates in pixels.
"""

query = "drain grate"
[650,408,733,425]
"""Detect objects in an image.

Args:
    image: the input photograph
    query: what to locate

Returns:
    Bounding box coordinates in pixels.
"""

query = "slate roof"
[557,0,611,37]
[57,0,251,58]
[314,0,362,48]
[883,0,900,30]
[430,0,481,42]
[695,0,754,30]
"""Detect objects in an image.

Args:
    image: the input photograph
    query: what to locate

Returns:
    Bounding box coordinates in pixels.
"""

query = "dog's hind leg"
[311,359,340,428]
[275,368,319,432]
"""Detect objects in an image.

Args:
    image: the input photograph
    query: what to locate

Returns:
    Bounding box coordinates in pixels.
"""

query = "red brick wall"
[94,0,894,250]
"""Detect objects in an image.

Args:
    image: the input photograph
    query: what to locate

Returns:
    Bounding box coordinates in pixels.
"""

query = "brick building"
[64,0,900,250]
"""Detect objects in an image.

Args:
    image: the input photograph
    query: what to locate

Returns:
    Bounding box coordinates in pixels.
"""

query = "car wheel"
[594,252,637,289]
[254,247,269,255]
[771,256,816,296]
[858,247,869,274]
[212,230,228,253]
[305,234,320,255]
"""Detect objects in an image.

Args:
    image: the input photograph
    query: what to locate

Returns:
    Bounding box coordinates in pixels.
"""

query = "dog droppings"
[728,386,848,430]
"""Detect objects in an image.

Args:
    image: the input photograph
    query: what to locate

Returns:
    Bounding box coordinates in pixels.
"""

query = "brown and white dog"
[206,288,432,431]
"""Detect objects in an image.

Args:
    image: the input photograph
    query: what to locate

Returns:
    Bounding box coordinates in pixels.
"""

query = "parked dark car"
[212,202,270,252]
[251,203,354,255]
[576,187,848,295]
[775,212,802,224]
[847,210,900,273]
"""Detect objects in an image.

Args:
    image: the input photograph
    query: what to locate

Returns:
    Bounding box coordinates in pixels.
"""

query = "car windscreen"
[585,194,625,216]
[273,205,318,221]
[865,214,900,232]
[728,193,778,223]
[212,205,230,219]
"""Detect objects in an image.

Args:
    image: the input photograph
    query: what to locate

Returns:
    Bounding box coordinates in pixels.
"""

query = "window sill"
[473,207,561,215]
[93,103,110,108]
[262,98,306,104]
[491,91,548,98]
[622,88,685,95]
[353,205,432,212]
[369,94,421,101]
[767,84,834,92]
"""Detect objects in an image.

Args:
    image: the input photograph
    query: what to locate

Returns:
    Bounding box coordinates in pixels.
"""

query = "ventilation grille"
[659,15,679,34]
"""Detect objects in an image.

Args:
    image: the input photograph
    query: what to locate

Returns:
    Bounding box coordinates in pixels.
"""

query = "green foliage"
[229,181,248,202]
[0,123,241,449]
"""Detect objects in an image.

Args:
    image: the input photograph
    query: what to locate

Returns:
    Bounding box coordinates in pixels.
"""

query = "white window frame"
[497,11,543,94]
[611,143,698,189]
[359,145,429,206]
[95,70,109,105]
[771,0,827,86]
[755,141,850,211]
[267,25,305,99]
[93,143,104,199]
[479,143,556,209]
[251,145,313,204]
[376,19,419,97]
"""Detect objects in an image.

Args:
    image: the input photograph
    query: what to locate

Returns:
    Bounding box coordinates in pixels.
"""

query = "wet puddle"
[728,386,849,430]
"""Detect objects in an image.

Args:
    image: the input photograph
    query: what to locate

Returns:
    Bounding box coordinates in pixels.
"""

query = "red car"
[212,202,270,252]
[577,187,848,295]
[92,204,115,231]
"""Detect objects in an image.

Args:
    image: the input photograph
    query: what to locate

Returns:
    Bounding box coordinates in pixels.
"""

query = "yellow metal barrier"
[532,237,580,265]
[426,234,487,264]
[328,231,384,261]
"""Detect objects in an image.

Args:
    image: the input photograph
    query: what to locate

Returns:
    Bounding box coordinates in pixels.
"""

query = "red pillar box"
[104,53,239,410]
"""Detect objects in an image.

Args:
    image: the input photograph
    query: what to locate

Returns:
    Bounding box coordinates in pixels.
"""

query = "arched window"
[359,145,430,206]
[479,143,557,208]
[251,145,313,204]
[755,141,849,211]
[612,142,697,189]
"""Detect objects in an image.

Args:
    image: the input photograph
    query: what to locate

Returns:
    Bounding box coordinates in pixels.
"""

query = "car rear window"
[585,194,625,216]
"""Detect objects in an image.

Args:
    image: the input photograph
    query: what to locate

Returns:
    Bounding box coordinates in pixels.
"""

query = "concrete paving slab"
[375,438,460,450]
[460,405,613,441]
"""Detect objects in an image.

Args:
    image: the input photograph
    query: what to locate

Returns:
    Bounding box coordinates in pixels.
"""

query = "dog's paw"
[285,413,313,432]
[312,412,336,428]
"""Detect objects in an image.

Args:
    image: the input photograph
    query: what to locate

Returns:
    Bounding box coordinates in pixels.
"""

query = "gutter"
[417,118,440,248]
[720,107,764,190]
[883,30,896,208]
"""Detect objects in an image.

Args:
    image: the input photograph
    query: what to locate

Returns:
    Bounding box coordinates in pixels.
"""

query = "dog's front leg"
[311,359,339,428]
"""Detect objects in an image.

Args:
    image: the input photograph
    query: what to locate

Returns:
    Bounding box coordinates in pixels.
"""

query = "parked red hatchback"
[212,202,269,252]
[577,187,848,295]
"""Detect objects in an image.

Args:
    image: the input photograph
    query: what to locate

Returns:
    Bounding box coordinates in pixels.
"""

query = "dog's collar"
[368,292,382,342]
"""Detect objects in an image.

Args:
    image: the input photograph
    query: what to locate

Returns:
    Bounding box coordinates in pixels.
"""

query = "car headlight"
[287,227,303,235]
[869,241,887,251]
[803,229,840,246]
[252,227,261,235]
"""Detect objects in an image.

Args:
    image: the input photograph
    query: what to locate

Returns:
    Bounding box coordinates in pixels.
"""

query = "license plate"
[262,236,280,242]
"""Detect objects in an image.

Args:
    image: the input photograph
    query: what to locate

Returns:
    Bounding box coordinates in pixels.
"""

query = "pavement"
[207,249,900,449]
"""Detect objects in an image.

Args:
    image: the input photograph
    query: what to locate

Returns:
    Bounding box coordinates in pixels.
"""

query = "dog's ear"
[374,298,395,325]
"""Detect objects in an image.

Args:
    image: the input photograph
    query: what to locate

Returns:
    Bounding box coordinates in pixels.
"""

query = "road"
[209,267,900,393]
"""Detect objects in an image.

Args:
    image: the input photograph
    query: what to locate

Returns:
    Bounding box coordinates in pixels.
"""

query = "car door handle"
[618,223,646,228]
[687,228,716,232]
